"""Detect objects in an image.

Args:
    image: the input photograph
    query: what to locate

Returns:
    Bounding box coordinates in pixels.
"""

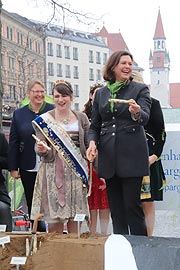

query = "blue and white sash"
[32,112,89,188]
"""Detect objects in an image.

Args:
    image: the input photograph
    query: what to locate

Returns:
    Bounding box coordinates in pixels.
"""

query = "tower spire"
[149,9,171,108]
[153,9,166,40]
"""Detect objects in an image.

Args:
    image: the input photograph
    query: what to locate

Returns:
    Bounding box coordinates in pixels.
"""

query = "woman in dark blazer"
[8,79,54,221]
[86,50,151,235]
[0,132,12,231]
[131,71,166,236]
[142,97,166,236]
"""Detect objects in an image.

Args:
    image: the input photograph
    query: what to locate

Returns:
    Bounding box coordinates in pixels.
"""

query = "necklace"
[60,116,70,125]
[55,109,71,125]
[59,111,71,125]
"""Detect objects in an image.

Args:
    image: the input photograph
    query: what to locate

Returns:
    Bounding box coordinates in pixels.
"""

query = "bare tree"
[34,0,103,31]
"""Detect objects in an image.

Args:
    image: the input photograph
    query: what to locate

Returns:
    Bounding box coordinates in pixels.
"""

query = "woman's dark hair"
[103,50,133,82]
[53,80,73,96]
[83,82,104,120]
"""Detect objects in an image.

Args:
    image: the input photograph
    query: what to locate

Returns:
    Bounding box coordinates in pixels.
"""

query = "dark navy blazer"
[0,132,11,205]
[8,103,54,171]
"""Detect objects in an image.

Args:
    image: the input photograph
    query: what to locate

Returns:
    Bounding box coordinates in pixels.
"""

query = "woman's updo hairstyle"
[53,80,73,96]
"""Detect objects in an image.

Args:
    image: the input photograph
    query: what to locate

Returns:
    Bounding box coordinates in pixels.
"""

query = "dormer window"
[157,56,161,62]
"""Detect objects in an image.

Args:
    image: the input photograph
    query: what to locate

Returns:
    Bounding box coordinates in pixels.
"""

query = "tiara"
[53,80,69,87]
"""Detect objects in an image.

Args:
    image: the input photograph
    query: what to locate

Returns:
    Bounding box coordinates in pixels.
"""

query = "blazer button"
[132,128,135,131]
[112,116,115,120]
[112,132,115,136]
[112,124,116,128]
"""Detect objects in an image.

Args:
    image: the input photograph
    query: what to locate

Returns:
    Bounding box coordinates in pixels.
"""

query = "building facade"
[1,9,45,108]
[1,10,110,111]
[45,26,109,110]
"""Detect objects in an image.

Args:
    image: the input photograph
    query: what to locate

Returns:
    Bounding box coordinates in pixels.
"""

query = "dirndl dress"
[142,133,166,202]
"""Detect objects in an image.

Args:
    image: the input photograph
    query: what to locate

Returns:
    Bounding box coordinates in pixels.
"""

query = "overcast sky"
[3,0,180,84]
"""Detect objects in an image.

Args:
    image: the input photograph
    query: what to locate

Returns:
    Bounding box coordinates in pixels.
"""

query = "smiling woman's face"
[28,83,45,106]
[53,89,72,112]
[113,55,133,82]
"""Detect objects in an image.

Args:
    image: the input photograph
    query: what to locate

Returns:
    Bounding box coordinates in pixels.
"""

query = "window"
[28,64,34,77]
[96,52,101,64]
[73,47,78,60]
[27,37,33,50]
[65,65,71,78]
[74,103,79,111]
[7,26,13,41]
[73,66,79,79]
[96,69,101,81]
[9,85,16,99]
[17,32,23,45]
[65,46,70,59]
[157,56,161,62]
[57,64,62,77]
[162,41,165,49]
[1,53,4,67]
[19,87,23,99]
[47,42,53,56]
[36,64,42,79]
[48,62,54,76]
[36,41,41,54]
[103,53,108,64]
[89,68,94,81]
[18,60,23,73]
[48,82,54,95]
[9,57,15,70]
[74,85,79,97]
[154,41,156,49]
[7,26,9,39]
[89,50,94,63]
[56,44,62,57]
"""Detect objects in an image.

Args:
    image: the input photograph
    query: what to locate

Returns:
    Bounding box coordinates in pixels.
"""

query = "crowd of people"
[0,50,167,236]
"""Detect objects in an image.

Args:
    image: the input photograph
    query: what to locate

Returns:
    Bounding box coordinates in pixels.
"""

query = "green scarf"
[28,101,46,113]
[107,81,126,112]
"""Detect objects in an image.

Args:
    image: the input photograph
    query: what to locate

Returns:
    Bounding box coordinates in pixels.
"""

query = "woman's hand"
[149,154,158,166]
[11,170,21,179]
[129,100,141,115]
[37,141,49,154]
[86,140,97,161]
[99,178,106,191]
